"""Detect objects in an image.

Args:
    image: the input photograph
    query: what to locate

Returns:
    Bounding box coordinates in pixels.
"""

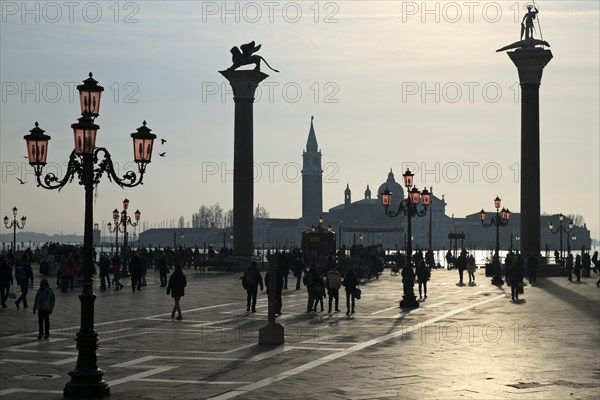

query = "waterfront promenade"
[1,266,598,399]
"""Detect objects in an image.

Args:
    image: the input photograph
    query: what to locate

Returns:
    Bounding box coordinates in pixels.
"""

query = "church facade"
[139,117,591,253]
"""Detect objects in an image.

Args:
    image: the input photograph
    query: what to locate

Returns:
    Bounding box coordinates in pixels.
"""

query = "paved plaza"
[1,266,599,399]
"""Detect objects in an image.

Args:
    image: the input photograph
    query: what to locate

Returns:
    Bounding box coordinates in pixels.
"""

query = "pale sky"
[1,1,598,240]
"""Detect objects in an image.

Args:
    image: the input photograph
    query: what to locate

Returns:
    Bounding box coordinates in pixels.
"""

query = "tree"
[254,203,269,219]
[568,214,585,226]
[178,216,185,229]
[224,209,233,228]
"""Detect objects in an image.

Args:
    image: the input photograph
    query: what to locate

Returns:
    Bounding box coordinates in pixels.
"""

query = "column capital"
[219,70,269,101]
[508,49,553,85]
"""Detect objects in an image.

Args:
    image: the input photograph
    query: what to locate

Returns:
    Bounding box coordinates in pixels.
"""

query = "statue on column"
[227,41,280,72]
[521,5,539,41]
[497,5,550,52]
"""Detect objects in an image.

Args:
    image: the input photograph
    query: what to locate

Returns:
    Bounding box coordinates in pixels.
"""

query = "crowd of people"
[1,244,599,337]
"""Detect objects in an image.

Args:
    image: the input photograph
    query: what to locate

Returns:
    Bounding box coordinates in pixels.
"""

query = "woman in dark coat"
[167,264,187,320]
[342,268,359,315]
[415,260,429,299]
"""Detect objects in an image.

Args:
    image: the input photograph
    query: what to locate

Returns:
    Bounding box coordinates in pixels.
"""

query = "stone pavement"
[1,266,599,399]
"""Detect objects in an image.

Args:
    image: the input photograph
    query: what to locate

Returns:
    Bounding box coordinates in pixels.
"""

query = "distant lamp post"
[381,168,430,308]
[480,196,511,285]
[548,213,573,260]
[23,73,156,398]
[111,199,140,262]
[4,207,26,252]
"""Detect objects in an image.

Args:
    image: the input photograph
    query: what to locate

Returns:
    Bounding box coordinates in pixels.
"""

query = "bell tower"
[302,116,323,223]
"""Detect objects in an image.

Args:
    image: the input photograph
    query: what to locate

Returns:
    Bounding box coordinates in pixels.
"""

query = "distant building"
[138,116,592,253]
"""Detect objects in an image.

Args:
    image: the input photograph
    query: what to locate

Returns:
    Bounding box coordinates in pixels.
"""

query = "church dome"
[377,169,404,204]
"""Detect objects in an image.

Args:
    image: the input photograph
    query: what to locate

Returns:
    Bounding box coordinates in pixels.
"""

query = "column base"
[259,323,284,345]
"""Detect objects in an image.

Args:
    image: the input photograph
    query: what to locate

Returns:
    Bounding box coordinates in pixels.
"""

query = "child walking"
[33,278,56,340]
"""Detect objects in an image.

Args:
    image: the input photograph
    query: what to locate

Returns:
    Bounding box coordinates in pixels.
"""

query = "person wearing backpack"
[325,266,342,313]
[241,261,263,312]
[33,278,55,340]
[15,254,34,309]
[342,267,359,315]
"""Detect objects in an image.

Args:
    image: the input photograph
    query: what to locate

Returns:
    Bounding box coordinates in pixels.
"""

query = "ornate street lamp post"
[4,207,26,253]
[548,213,573,262]
[107,209,123,256]
[23,73,156,398]
[107,199,140,263]
[480,196,511,286]
[381,168,430,308]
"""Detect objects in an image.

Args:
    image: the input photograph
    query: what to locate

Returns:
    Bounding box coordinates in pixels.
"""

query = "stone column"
[508,49,552,259]
[219,70,268,257]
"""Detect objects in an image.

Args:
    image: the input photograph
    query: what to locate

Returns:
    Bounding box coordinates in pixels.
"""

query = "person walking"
[325,265,342,313]
[0,257,13,308]
[303,264,320,312]
[129,252,143,292]
[457,249,467,284]
[574,254,582,282]
[241,261,263,312]
[264,267,284,315]
[508,258,523,301]
[467,255,476,284]
[293,255,304,290]
[415,260,429,299]
[112,254,124,290]
[278,251,290,289]
[565,253,574,281]
[527,253,538,285]
[312,274,326,312]
[342,267,359,315]
[67,257,78,291]
[158,251,169,287]
[59,256,69,293]
[15,254,34,309]
[166,264,187,320]
[98,253,111,291]
[592,251,599,287]
[32,278,55,339]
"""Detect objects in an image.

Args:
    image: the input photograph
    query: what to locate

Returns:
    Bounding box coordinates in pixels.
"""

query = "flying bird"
[161,139,167,145]
[158,152,166,157]
[16,178,26,184]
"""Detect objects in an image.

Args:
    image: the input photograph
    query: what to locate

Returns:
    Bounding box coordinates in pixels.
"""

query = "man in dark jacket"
[0,257,13,308]
[167,264,187,320]
[265,268,284,315]
[304,264,321,312]
[242,262,263,312]
[128,252,143,292]
[15,254,34,308]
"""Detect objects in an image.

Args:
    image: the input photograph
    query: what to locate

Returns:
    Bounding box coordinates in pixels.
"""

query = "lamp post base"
[258,322,284,345]
[400,295,420,309]
[63,371,109,398]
